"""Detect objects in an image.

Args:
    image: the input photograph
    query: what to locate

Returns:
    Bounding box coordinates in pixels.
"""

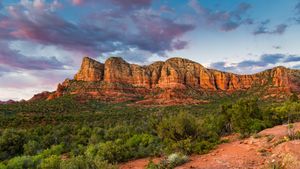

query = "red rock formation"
[0,100,18,104]
[74,57,104,81]
[30,91,52,101]
[32,56,300,104]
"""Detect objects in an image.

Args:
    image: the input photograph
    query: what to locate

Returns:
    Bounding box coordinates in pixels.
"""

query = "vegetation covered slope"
[0,94,300,168]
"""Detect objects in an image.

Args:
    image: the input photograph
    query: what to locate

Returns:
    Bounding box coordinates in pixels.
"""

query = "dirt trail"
[119,123,300,169]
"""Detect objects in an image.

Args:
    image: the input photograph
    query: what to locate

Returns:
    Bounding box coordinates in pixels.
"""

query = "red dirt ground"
[119,122,300,169]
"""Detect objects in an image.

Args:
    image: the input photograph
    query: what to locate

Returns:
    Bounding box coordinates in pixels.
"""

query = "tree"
[229,98,264,136]
[0,129,26,160]
[157,112,199,141]
[289,93,299,102]
[6,156,34,169]
[23,140,41,156]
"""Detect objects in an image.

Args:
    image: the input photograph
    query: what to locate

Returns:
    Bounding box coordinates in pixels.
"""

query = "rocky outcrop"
[0,100,18,104]
[30,91,52,101]
[74,57,104,81]
[32,56,300,104]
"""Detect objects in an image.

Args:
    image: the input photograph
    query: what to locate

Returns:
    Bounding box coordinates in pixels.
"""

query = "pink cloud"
[72,0,83,5]
[33,0,45,10]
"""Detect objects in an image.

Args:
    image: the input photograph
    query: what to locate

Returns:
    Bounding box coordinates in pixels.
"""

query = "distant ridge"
[31,57,300,105]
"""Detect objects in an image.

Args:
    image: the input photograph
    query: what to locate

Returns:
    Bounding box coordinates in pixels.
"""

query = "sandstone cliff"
[36,57,300,104]
[74,57,104,81]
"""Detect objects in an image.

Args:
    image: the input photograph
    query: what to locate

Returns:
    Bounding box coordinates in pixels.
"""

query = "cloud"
[294,1,300,23]
[19,0,61,11]
[237,60,266,68]
[0,0,194,63]
[210,54,300,73]
[283,55,300,62]
[188,0,253,31]
[0,42,65,70]
[274,24,288,34]
[0,0,195,102]
[0,69,75,100]
[296,1,300,14]
[293,64,300,69]
[253,20,288,35]
[102,48,154,64]
[71,0,152,10]
[220,21,240,31]
[0,65,11,76]
[237,54,287,68]
[130,10,195,53]
[261,54,285,64]
[210,61,236,72]
[273,45,281,49]
[71,0,82,5]
[111,0,152,9]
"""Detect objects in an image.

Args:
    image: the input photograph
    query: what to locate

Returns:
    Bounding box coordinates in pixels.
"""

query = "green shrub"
[60,156,87,169]
[167,153,188,168]
[6,156,35,169]
[23,140,41,156]
[39,155,61,169]
[0,129,26,161]
[146,153,188,169]
[0,163,7,169]
[60,156,117,169]
[96,140,125,163]
[157,112,199,142]
[92,157,117,169]
[156,112,218,154]
[85,133,161,163]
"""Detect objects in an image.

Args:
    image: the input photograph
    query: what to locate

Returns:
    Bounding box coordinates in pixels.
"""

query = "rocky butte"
[31,57,300,105]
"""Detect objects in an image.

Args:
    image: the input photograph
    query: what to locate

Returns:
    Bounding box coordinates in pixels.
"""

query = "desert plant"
[146,153,188,169]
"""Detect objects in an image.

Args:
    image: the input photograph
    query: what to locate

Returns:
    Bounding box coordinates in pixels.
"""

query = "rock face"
[35,56,300,104]
[74,57,104,81]
[0,100,17,104]
[30,91,52,101]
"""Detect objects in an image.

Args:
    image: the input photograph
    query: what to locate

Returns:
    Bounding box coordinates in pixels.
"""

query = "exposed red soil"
[259,122,300,139]
[119,158,160,169]
[119,123,300,169]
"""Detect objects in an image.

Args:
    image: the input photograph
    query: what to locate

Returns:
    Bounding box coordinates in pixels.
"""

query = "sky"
[0,0,300,100]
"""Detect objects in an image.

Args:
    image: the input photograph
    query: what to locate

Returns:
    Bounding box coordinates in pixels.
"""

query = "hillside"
[120,123,300,169]
[31,57,300,104]
[1,84,300,168]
